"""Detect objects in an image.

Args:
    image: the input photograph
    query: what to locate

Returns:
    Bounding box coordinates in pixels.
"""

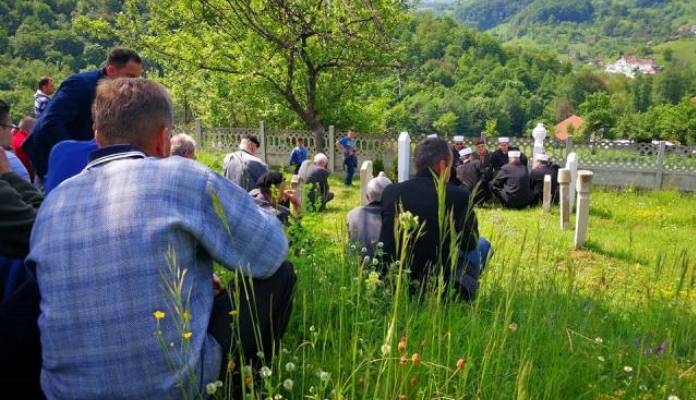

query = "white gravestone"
[574,170,594,249]
[558,168,571,230]
[565,152,578,212]
[532,123,547,158]
[397,132,410,183]
[542,174,552,212]
[359,160,374,206]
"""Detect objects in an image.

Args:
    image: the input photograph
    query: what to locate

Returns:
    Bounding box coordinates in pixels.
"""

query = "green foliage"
[579,92,616,139]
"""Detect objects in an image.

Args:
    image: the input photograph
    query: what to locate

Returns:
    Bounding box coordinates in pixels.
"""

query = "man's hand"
[212,273,224,297]
[283,189,301,210]
[0,150,11,174]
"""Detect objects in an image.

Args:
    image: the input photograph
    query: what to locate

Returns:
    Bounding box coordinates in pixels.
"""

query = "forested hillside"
[452,0,696,61]
[0,0,119,119]
[1,0,696,143]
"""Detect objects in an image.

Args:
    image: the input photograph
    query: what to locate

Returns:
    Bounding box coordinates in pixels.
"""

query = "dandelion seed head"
[205,382,219,395]
[318,371,330,382]
[668,395,680,400]
[594,337,603,344]
[285,362,297,372]
[623,366,633,373]
[283,378,294,390]
[259,366,272,379]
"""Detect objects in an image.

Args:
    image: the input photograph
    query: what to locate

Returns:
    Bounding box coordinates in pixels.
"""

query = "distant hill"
[449,0,696,62]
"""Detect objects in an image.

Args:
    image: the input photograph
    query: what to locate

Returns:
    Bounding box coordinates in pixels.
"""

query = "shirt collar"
[85,144,147,170]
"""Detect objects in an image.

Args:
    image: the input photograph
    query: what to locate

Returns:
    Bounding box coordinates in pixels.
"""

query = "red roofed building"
[554,115,584,141]
[605,55,660,78]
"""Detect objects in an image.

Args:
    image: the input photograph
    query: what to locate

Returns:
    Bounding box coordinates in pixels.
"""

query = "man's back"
[457,159,482,191]
[379,172,479,283]
[347,203,383,257]
[530,164,559,203]
[28,153,287,398]
[23,69,104,178]
[492,163,532,208]
[223,150,268,191]
[44,139,98,194]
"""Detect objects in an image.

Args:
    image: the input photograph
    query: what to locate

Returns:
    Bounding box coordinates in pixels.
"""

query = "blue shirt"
[27,146,288,398]
[339,136,356,157]
[5,150,30,182]
[288,146,308,166]
[44,139,98,194]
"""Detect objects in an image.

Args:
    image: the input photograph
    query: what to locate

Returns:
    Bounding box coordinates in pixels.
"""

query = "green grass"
[654,39,696,67]
[199,152,695,399]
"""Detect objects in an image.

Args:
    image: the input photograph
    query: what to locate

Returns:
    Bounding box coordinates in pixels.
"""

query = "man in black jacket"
[456,147,491,206]
[379,137,491,300]
[490,137,528,172]
[529,153,559,205]
[490,150,532,209]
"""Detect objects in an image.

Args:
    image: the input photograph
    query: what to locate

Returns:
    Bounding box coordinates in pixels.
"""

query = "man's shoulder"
[68,69,104,85]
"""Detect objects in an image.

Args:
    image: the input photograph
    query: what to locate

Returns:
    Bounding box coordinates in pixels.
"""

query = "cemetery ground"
[198,153,696,399]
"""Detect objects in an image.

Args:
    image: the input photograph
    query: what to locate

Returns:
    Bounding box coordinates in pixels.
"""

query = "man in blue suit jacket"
[23,48,142,181]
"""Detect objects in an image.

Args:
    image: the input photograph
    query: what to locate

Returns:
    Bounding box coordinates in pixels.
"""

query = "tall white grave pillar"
[359,160,374,206]
[397,132,410,183]
[558,168,571,230]
[532,123,547,157]
[574,170,594,249]
[565,152,578,212]
[542,174,552,212]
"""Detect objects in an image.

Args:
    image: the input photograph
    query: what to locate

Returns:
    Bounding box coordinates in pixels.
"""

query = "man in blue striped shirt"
[27,78,295,398]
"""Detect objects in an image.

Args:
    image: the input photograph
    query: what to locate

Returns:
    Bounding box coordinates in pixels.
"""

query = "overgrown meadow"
[195,152,695,399]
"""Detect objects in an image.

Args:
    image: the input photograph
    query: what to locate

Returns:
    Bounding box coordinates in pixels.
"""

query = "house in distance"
[604,55,661,78]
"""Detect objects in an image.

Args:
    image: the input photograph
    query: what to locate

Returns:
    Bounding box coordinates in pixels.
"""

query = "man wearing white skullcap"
[529,153,559,205]
[490,136,528,172]
[490,149,532,209]
[450,135,467,181]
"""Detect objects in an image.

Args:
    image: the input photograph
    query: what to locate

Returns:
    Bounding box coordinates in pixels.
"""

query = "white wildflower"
[668,395,680,400]
[623,365,633,373]
[256,351,265,359]
[381,343,391,356]
[594,337,603,344]
[283,378,294,391]
[206,382,219,395]
[318,371,330,383]
[285,362,297,372]
[363,255,370,264]
[597,356,605,362]
[377,242,384,248]
[260,366,272,379]
[361,247,368,254]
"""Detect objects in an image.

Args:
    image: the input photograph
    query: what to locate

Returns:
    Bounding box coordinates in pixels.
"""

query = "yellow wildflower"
[153,310,165,320]
[182,331,192,340]
[182,311,191,321]
[228,310,239,317]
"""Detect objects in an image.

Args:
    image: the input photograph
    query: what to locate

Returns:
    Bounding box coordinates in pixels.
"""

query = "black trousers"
[0,279,44,399]
[208,261,296,377]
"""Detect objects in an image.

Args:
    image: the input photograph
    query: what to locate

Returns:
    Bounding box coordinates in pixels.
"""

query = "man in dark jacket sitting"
[379,137,491,300]
[490,150,532,209]
[23,48,142,182]
[490,137,528,172]
[529,153,559,205]
[306,153,334,211]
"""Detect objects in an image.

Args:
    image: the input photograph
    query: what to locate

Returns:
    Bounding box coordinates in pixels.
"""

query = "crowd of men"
[0,46,555,398]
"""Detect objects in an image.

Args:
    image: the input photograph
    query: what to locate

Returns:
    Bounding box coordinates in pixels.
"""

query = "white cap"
[459,147,473,157]
[534,153,548,162]
[453,135,464,142]
[498,137,510,144]
[427,134,438,138]
[508,150,521,158]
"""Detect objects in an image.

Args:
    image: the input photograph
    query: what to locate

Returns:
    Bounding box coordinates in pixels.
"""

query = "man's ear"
[154,126,170,158]
[94,130,104,148]
[105,65,116,78]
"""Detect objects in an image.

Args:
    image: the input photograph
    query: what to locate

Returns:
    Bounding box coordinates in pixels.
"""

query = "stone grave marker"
[566,152,578,211]
[574,170,594,249]
[542,174,552,212]
[558,168,571,230]
[398,132,410,183]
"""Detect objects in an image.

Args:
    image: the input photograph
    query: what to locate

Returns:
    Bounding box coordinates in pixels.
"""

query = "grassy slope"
[200,152,695,398]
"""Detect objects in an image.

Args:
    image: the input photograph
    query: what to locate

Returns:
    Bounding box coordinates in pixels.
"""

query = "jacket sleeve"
[25,76,93,176]
[192,170,288,278]
[0,172,44,258]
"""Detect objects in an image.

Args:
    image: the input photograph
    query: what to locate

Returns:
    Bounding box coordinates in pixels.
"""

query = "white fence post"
[558,168,571,230]
[574,170,594,249]
[328,125,335,173]
[259,121,267,163]
[360,160,374,206]
[194,118,202,148]
[397,132,410,182]
[655,140,666,189]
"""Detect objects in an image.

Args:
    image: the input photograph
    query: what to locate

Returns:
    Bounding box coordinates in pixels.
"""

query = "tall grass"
[191,153,695,399]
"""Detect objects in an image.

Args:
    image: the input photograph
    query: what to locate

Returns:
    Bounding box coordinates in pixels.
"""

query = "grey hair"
[414,137,451,173]
[313,152,328,165]
[366,173,392,203]
[170,133,197,157]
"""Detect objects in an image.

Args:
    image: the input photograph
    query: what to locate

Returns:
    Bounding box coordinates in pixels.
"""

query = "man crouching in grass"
[26,78,295,398]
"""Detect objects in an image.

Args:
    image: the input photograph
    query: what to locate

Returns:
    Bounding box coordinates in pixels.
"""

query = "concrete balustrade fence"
[183,120,696,191]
